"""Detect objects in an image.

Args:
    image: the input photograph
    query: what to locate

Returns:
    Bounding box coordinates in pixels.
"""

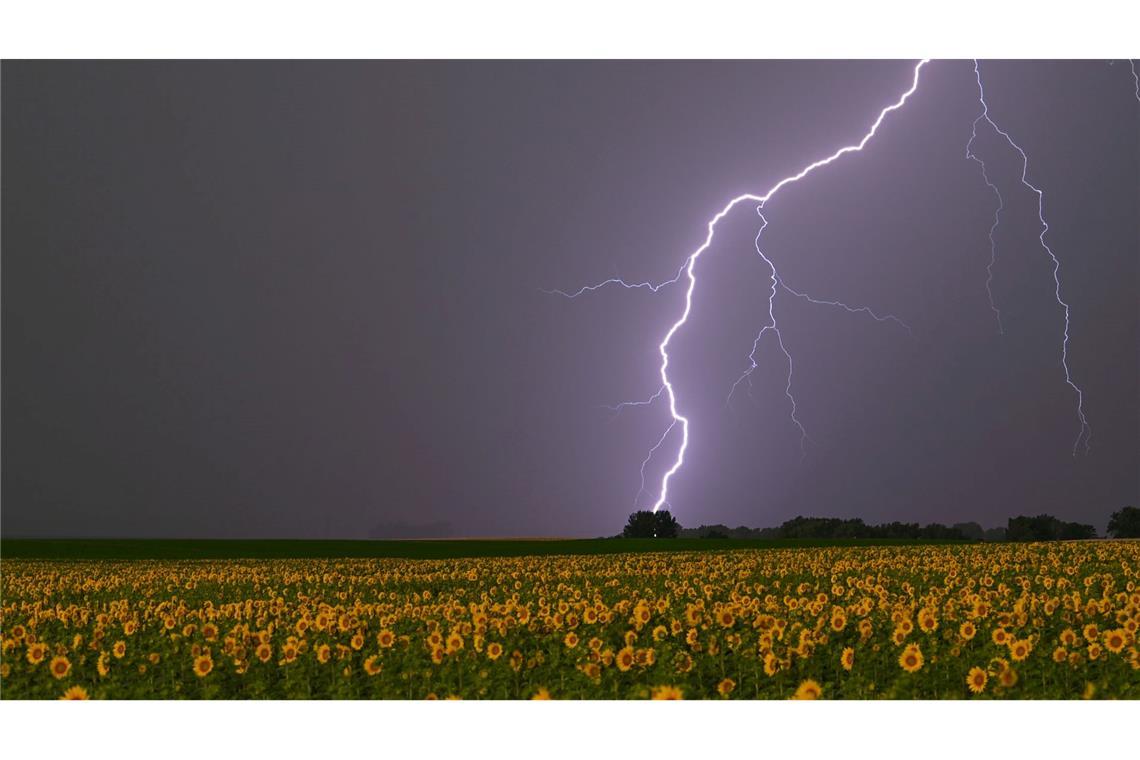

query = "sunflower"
[112,640,126,659]
[997,667,1018,688]
[718,609,735,628]
[651,685,683,700]
[59,685,89,700]
[1059,628,1078,647]
[486,642,503,661]
[256,643,272,663]
[958,621,976,641]
[564,632,579,649]
[1103,629,1127,654]
[991,628,1009,647]
[376,629,395,648]
[1009,639,1031,662]
[763,651,780,676]
[830,612,847,633]
[793,679,822,700]
[1082,624,1099,643]
[579,662,601,681]
[531,687,552,700]
[316,643,332,664]
[50,655,72,680]
[840,647,855,671]
[898,644,924,673]
[26,643,47,665]
[1052,646,1068,663]
[446,632,464,654]
[350,632,365,651]
[193,654,213,678]
[966,667,987,694]
[717,677,736,697]
[616,646,636,672]
[364,655,382,676]
[97,651,111,677]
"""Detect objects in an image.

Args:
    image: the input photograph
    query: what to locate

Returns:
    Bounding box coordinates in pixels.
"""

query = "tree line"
[620,506,1140,540]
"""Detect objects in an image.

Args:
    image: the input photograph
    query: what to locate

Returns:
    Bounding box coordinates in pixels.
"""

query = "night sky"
[3,60,1136,539]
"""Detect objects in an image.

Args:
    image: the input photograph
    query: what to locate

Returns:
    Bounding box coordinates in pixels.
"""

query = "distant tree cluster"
[1005,514,1097,541]
[1106,506,1140,538]
[679,516,970,541]
[622,510,680,538]
[658,510,1130,543]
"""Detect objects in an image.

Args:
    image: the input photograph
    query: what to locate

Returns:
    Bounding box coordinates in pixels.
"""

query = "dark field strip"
[0,537,967,561]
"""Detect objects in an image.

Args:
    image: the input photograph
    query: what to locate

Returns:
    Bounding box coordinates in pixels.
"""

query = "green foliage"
[1006,514,1097,541]
[1106,506,1140,539]
[622,510,680,538]
[622,510,658,539]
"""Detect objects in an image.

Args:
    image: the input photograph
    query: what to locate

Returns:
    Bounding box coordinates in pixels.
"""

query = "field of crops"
[2,541,1138,699]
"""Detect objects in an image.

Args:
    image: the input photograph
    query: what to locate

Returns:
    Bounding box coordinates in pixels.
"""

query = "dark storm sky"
[3,60,1137,539]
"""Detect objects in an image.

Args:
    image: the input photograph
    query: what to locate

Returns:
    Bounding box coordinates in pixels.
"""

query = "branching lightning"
[542,262,688,299]
[1130,61,1140,102]
[548,58,1097,515]
[966,109,1007,334]
[968,60,1092,455]
[552,60,929,511]
[777,277,913,335]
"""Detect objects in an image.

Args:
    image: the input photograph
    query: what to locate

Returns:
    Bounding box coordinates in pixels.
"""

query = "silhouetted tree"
[622,510,657,538]
[1107,506,1140,538]
[622,509,680,538]
[654,510,680,538]
[1007,514,1096,541]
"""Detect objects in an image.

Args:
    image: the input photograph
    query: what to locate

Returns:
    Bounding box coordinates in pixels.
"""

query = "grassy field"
[0,537,966,560]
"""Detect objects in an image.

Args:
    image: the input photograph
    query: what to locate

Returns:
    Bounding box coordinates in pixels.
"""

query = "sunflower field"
[2,541,1138,699]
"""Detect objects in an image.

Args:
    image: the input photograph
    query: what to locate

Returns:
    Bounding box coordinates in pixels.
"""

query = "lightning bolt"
[777,277,913,336]
[549,58,1096,515]
[724,214,810,458]
[966,108,1007,334]
[542,261,687,298]
[968,60,1092,455]
[642,59,931,511]
[1131,60,1140,102]
[601,385,666,419]
[551,60,929,511]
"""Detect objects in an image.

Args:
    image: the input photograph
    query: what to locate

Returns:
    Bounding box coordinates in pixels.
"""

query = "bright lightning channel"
[552,60,930,512]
